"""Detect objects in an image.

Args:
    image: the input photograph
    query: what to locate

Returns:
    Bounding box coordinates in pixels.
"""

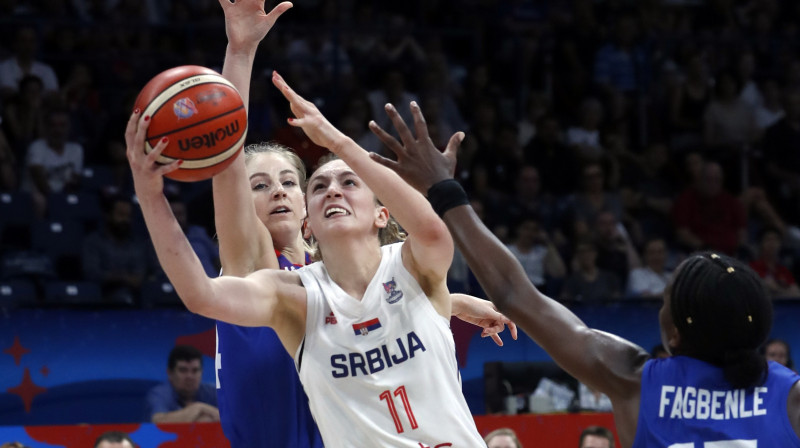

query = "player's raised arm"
[368,120,649,404]
[126,109,305,350]
[271,72,453,304]
[214,0,293,276]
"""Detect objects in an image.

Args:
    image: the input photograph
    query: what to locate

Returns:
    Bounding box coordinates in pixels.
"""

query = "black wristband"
[427,179,469,217]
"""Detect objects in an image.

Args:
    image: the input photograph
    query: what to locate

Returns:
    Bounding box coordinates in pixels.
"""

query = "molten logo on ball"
[173,97,198,119]
[178,120,241,152]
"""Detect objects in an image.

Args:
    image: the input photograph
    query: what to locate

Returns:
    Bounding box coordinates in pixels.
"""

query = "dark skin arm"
[368,102,649,447]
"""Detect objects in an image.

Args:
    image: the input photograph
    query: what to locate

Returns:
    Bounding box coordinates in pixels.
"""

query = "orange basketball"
[133,65,247,182]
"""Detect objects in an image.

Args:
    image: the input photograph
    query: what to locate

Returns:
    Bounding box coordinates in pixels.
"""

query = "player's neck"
[322,238,382,301]
[275,232,307,266]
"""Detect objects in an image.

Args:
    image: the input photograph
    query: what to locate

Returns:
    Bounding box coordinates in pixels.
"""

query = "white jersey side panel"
[295,242,486,448]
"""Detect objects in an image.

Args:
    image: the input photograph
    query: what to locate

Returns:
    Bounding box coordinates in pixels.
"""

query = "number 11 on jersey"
[380,385,418,433]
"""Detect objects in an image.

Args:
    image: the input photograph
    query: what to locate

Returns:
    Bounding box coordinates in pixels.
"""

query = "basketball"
[133,65,248,182]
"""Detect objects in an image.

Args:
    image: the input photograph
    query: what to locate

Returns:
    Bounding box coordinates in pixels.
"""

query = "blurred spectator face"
[576,243,598,270]
[515,219,539,246]
[643,143,668,170]
[594,211,617,241]
[698,163,723,198]
[486,434,517,448]
[14,27,37,59]
[738,52,756,80]
[168,359,202,400]
[684,152,704,185]
[581,434,611,448]
[515,166,541,197]
[760,230,782,259]
[108,200,132,239]
[170,200,188,232]
[537,117,560,143]
[580,98,603,129]
[765,340,789,367]
[582,164,605,192]
[19,76,43,105]
[644,239,667,272]
[45,112,71,148]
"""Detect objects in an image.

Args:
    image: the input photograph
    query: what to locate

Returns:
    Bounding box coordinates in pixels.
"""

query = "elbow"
[414,216,450,245]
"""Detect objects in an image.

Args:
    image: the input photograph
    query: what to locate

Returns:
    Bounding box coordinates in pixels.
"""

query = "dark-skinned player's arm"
[367,105,650,405]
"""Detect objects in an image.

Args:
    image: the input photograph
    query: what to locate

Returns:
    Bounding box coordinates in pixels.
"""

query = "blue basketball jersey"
[216,252,323,448]
[634,356,800,448]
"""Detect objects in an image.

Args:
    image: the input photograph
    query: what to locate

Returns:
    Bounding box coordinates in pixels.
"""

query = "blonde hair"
[306,154,406,262]
[244,142,307,189]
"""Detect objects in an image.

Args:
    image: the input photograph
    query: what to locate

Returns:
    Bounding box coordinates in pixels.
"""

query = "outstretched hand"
[272,70,346,151]
[452,294,518,347]
[368,101,464,194]
[125,109,181,198]
[218,0,292,51]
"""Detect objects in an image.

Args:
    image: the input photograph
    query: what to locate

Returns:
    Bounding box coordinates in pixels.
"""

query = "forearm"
[335,136,449,246]
[137,190,214,312]
[214,47,277,274]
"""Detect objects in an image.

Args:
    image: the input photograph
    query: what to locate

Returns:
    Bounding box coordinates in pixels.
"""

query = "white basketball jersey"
[295,242,486,448]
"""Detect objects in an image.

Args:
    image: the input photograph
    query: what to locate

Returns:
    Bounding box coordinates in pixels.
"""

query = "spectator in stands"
[22,107,84,218]
[593,13,648,96]
[566,161,624,241]
[168,195,219,278]
[749,227,800,298]
[703,71,757,185]
[146,345,218,423]
[672,161,746,256]
[2,74,45,154]
[669,51,711,152]
[754,79,784,132]
[561,238,621,302]
[94,431,135,448]
[579,426,615,448]
[507,216,566,296]
[761,338,795,371]
[523,114,579,196]
[566,97,604,161]
[484,428,523,448]
[82,194,147,305]
[593,210,641,286]
[0,26,59,101]
[507,166,562,238]
[763,88,800,225]
[619,141,677,241]
[0,125,17,190]
[626,238,672,298]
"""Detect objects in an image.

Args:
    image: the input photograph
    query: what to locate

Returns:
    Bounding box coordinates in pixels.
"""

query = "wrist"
[427,179,469,217]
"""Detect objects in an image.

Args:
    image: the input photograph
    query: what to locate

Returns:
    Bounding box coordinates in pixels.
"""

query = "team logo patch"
[325,312,337,325]
[352,318,381,336]
[173,97,198,119]
[383,278,403,304]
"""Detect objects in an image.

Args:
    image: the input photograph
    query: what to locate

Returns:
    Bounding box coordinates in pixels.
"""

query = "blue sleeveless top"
[634,356,800,447]
[216,252,323,448]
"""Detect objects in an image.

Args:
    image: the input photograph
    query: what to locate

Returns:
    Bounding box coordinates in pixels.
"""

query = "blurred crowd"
[2,0,800,307]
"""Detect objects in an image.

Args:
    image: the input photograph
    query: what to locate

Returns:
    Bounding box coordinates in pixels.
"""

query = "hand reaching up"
[368,101,464,195]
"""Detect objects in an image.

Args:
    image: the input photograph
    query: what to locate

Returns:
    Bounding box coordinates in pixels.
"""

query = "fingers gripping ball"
[134,65,248,182]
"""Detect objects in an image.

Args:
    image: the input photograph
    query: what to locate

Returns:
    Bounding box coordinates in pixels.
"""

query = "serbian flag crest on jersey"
[352,318,382,336]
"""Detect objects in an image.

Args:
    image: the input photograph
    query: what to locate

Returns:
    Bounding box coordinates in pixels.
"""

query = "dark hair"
[167,345,203,370]
[760,338,794,370]
[669,252,772,389]
[94,431,134,448]
[579,426,614,448]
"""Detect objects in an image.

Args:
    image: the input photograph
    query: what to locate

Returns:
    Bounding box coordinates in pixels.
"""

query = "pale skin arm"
[450,293,517,346]
[271,72,454,317]
[125,110,306,354]
[152,402,220,424]
[369,125,649,447]
[214,0,293,276]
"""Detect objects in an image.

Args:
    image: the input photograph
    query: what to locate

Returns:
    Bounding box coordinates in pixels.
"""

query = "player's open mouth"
[325,207,350,218]
[271,206,291,215]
